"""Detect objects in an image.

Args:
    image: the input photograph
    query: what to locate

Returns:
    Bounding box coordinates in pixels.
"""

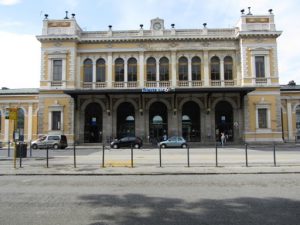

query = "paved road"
[0,174,299,225]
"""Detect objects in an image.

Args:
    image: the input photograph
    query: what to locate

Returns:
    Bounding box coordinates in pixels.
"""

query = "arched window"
[178,57,188,81]
[210,56,220,80]
[96,58,106,82]
[115,58,124,82]
[159,57,169,81]
[83,59,93,82]
[128,57,137,81]
[224,56,233,80]
[17,108,25,141]
[192,56,201,80]
[147,57,156,81]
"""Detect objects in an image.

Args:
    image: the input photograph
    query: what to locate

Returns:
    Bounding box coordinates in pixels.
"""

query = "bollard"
[8,141,10,157]
[131,144,134,168]
[245,143,248,167]
[46,145,49,168]
[102,145,105,168]
[159,145,162,167]
[215,143,218,167]
[273,142,276,167]
[187,145,190,167]
[73,141,76,168]
[19,144,22,168]
[29,140,32,157]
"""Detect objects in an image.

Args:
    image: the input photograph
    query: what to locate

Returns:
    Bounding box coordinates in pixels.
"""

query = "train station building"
[1,9,300,145]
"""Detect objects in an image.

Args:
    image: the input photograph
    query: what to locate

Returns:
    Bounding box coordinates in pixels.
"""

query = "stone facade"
[1,10,300,145]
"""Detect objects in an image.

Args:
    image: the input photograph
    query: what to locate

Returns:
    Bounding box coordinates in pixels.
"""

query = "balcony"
[51,81,63,87]
[145,81,171,87]
[178,80,203,87]
[78,79,238,89]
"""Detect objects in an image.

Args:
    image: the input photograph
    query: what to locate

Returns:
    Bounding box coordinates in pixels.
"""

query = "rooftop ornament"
[64,11,69,19]
[44,14,49,19]
[171,24,175,28]
[240,9,245,15]
[268,9,273,14]
[140,24,143,29]
[108,25,112,29]
[288,80,296,86]
[247,7,252,15]
[71,13,76,18]
[203,23,207,28]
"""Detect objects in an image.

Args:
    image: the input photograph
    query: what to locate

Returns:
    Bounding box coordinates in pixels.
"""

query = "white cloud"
[0,0,21,5]
[0,32,40,88]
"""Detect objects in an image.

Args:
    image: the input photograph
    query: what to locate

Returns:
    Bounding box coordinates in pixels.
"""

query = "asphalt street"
[0,174,300,225]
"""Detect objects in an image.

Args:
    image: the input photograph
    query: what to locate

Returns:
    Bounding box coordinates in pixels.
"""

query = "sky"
[0,0,299,88]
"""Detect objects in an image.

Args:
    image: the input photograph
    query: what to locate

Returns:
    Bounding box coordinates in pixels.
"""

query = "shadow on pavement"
[80,194,300,225]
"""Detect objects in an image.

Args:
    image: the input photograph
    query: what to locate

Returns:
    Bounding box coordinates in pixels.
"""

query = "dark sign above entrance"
[142,87,173,93]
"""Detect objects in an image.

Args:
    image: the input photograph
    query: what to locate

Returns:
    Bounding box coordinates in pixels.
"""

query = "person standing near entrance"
[220,132,225,146]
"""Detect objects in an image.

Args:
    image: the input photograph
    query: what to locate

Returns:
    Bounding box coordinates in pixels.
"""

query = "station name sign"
[142,87,173,93]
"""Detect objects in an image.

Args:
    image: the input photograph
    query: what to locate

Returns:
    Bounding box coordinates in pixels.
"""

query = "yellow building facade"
[1,10,300,145]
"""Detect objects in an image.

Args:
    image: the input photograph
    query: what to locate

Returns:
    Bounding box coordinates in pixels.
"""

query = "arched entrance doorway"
[84,103,102,143]
[182,101,201,142]
[117,102,135,138]
[149,102,168,142]
[215,101,233,142]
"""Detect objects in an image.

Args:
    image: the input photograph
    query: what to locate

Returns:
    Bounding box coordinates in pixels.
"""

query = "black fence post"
[187,145,190,167]
[102,145,105,168]
[245,143,248,167]
[19,144,22,168]
[8,141,10,157]
[215,143,218,167]
[273,142,276,167]
[131,144,134,168]
[159,145,162,167]
[73,141,76,168]
[29,140,32,157]
[46,145,49,168]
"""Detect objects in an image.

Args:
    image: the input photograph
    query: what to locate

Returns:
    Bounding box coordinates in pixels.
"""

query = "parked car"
[31,135,68,150]
[158,136,188,148]
[110,136,143,149]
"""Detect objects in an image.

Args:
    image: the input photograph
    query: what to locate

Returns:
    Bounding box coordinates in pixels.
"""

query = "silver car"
[31,135,68,149]
[158,136,188,148]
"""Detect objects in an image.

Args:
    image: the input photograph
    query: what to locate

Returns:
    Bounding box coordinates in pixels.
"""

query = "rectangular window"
[255,56,265,78]
[52,111,61,130]
[96,65,106,82]
[128,65,137,81]
[53,60,62,81]
[192,64,201,80]
[258,108,267,128]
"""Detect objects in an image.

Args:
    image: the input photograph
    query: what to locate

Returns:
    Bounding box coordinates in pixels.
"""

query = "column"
[27,104,33,142]
[62,59,67,88]
[92,59,96,88]
[220,59,224,86]
[188,57,192,87]
[139,52,144,87]
[265,55,271,85]
[107,53,113,88]
[171,51,177,87]
[124,58,128,87]
[287,102,293,140]
[203,51,209,86]
[156,59,159,87]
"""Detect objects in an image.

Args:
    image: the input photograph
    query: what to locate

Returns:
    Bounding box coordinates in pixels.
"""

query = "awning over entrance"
[64,87,255,97]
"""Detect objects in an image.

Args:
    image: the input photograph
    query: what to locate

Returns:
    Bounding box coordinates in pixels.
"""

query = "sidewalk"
[1,146,300,175]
